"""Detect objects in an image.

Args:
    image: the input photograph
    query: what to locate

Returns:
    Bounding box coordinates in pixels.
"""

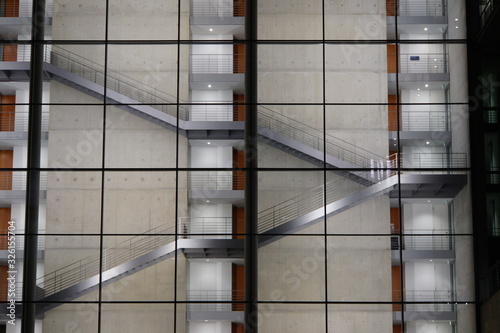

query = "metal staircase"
[35,170,399,314]
[0,46,391,170]
[3,47,466,315]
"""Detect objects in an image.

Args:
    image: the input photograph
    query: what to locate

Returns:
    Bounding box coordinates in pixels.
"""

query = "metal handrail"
[402,229,453,250]
[190,54,244,74]
[0,111,50,132]
[0,229,46,250]
[187,289,245,311]
[258,106,388,168]
[389,111,450,132]
[388,53,448,74]
[0,3,53,17]
[0,172,48,190]
[258,171,376,233]
[397,0,447,16]
[36,221,177,298]
[49,46,189,120]
[190,0,244,17]
[178,217,233,238]
[189,171,244,190]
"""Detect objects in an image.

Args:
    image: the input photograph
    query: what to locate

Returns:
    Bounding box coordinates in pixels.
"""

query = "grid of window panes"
[0,0,475,332]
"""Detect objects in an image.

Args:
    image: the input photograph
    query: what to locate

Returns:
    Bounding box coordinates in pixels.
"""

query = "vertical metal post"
[244,0,258,332]
[22,0,45,331]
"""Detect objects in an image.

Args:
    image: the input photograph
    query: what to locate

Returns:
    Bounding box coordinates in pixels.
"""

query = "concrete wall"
[43,1,189,331]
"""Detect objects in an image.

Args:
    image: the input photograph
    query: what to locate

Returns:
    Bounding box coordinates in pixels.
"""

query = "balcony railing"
[388,53,448,74]
[389,111,449,132]
[190,54,244,74]
[0,111,50,132]
[187,289,244,311]
[178,217,232,239]
[393,289,455,311]
[190,0,244,17]
[0,229,46,250]
[397,0,447,16]
[403,229,453,250]
[189,171,244,191]
[0,2,53,17]
[400,153,467,169]
[0,172,47,191]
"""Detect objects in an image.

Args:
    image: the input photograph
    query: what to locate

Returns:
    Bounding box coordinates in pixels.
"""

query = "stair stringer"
[258,175,399,246]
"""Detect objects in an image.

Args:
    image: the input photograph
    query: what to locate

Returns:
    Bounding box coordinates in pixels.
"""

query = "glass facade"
[0,0,476,332]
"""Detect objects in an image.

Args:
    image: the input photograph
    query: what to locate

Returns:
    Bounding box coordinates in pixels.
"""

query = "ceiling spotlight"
[455,18,458,21]
[417,88,420,91]
[208,84,212,88]
[207,142,211,145]
[456,26,459,29]
[426,141,430,144]
[424,27,428,31]
[425,84,429,87]
[209,28,213,32]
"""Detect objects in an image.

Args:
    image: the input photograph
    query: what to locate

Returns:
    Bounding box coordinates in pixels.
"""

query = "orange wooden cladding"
[386,0,396,16]
[233,44,245,74]
[387,44,397,74]
[233,93,245,121]
[0,266,7,301]
[2,45,17,61]
[232,264,244,311]
[3,0,19,17]
[232,206,244,240]
[232,323,244,333]
[392,265,402,311]
[233,0,245,17]
[0,150,13,191]
[1,95,16,131]
[393,325,402,333]
[233,149,245,190]
[390,207,400,233]
[0,208,11,250]
[388,95,398,131]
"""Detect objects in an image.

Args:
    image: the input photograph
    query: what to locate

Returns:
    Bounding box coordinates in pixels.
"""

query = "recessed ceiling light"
[417,88,420,91]
[424,27,428,31]
[208,84,212,88]
[456,26,459,29]
[209,28,213,32]
[417,94,420,97]
[425,84,429,87]
[430,259,433,262]
[455,18,458,21]
[207,142,211,144]
[426,141,430,144]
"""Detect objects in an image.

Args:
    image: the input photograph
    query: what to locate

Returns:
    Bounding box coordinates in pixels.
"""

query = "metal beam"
[22,0,45,332]
[244,0,258,331]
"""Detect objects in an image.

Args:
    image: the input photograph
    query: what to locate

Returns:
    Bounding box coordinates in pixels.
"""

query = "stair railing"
[258,106,389,168]
[36,221,177,299]
[50,46,189,121]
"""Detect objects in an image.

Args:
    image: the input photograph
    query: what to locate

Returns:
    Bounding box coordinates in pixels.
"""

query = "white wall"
[189,321,231,333]
[403,203,449,231]
[189,204,232,238]
[406,322,453,333]
[190,90,233,121]
[188,260,232,291]
[405,261,452,294]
